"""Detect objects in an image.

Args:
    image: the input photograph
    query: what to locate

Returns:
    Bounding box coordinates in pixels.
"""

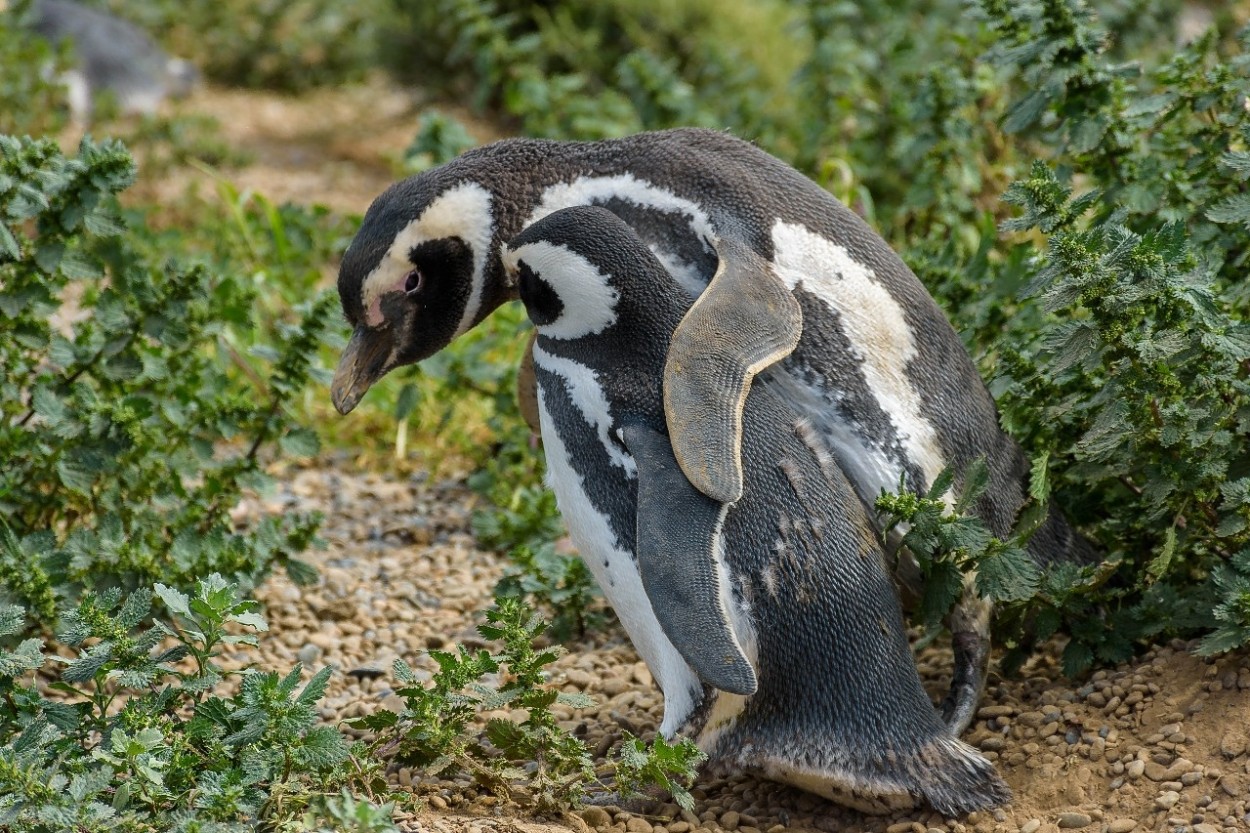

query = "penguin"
[23,0,198,124]
[331,128,1095,734]
[502,205,1011,815]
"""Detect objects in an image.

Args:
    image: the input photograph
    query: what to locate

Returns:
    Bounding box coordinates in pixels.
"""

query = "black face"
[516,261,563,327]
[391,237,474,366]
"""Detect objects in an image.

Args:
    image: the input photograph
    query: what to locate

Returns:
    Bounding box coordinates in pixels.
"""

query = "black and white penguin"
[23,0,198,124]
[503,204,1011,815]
[331,128,1094,734]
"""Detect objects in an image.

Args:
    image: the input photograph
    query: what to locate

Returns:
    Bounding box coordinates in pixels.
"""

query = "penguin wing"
[621,420,758,696]
[664,237,802,503]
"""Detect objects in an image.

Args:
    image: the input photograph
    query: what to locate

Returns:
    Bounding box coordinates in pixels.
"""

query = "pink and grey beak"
[331,325,394,414]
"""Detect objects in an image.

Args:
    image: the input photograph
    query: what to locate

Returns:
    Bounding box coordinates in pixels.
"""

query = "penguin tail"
[903,734,1012,818]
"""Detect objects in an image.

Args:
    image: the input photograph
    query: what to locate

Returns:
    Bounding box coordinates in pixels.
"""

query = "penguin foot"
[909,734,1012,817]
[941,629,990,737]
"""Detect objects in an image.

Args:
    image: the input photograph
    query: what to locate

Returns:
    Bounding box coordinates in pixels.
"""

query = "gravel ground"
[237,464,1250,833]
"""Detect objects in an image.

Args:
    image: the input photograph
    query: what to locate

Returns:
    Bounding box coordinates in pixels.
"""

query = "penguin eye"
[404,268,425,297]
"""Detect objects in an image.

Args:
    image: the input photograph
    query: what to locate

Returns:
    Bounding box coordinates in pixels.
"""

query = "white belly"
[534,381,703,736]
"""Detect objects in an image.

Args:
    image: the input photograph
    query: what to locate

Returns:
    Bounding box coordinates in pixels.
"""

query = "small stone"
[1156,791,1181,810]
[581,808,613,829]
[1020,821,1042,833]
[1127,760,1146,779]
[1218,774,1244,797]
[565,669,593,688]
[886,824,912,833]
[297,643,322,664]
[1183,771,1204,786]
[1106,821,1137,833]
[1220,732,1246,760]
[428,795,448,810]
[626,818,653,833]
[720,811,740,830]
[1056,812,1091,828]
[1193,825,1219,833]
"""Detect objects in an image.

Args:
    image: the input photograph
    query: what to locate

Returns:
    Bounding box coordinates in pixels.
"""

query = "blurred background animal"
[19,0,198,123]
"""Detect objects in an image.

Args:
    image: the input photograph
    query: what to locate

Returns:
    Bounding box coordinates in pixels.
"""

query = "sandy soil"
[141,79,1250,833]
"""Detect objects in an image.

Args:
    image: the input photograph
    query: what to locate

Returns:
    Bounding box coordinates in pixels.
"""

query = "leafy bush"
[84,0,395,93]
[354,597,702,814]
[871,1,1250,671]
[0,576,393,831]
[0,135,332,623]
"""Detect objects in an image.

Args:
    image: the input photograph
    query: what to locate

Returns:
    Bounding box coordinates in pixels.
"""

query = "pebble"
[1020,821,1041,833]
[581,808,613,829]
[626,818,653,833]
[1157,791,1181,810]
[1106,821,1137,833]
[1127,760,1146,779]
[1056,812,1091,828]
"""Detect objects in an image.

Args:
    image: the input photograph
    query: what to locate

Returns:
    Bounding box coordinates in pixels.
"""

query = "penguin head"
[332,170,502,414]
[503,205,687,346]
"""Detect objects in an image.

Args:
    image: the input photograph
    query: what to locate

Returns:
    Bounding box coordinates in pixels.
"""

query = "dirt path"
[235,465,1250,833]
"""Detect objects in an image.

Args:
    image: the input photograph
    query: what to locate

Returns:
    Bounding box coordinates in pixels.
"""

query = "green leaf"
[279,427,320,457]
[154,583,192,618]
[1206,192,1250,225]
[975,544,1041,603]
[1146,526,1177,579]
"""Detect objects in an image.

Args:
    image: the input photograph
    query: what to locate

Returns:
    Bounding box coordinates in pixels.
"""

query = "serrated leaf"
[975,544,1041,603]
[154,583,191,618]
[297,665,334,706]
[1146,526,1177,579]
[926,466,956,502]
[1206,192,1250,225]
[279,427,320,458]
[0,222,18,260]
[955,457,990,513]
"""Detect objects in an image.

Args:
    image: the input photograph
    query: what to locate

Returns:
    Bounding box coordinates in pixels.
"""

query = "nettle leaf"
[975,544,1041,603]
[297,665,333,706]
[1206,192,1250,225]
[154,583,192,618]
[279,427,320,457]
[919,559,964,625]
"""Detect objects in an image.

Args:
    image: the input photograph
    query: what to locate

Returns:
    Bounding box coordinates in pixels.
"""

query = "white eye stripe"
[508,240,619,340]
[359,182,494,333]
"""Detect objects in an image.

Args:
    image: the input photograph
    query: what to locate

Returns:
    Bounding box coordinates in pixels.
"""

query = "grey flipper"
[622,421,758,696]
[664,237,802,504]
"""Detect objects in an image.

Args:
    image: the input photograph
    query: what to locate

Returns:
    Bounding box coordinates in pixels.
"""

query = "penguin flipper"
[664,237,802,504]
[621,421,758,696]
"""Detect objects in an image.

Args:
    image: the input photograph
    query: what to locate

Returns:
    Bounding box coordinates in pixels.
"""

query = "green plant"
[357,597,595,812]
[613,734,706,813]
[494,543,603,641]
[402,110,479,175]
[356,597,701,813]
[0,135,334,622]
[0,575,391,831]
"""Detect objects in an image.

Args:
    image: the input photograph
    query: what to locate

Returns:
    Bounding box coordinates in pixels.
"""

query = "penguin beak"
[331,325,393,414]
